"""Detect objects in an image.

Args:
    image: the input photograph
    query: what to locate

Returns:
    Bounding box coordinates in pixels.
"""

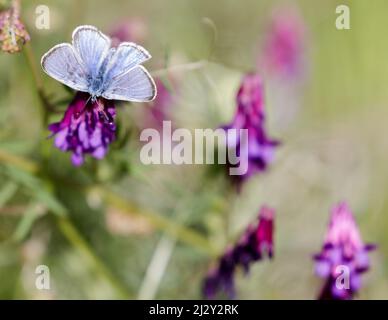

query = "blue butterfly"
[41,25,156,102]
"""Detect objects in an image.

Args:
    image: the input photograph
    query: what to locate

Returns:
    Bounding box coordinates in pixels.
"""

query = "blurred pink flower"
[259,6,305,78]
[258,6,307,132]
[314,202,376,300]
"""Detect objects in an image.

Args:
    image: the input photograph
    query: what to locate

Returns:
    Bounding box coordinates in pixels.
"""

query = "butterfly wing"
[102,65,156,102]
[72,25,111,77]
[41,43,89,92]
[104,42,151,79]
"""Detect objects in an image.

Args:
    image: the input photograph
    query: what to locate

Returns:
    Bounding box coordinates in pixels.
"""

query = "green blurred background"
[0,0,388,299]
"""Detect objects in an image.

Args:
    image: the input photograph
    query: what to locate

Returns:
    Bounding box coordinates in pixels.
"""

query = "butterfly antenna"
[73,95,93,119]
[84,95,93,109]
[75,95,93,116]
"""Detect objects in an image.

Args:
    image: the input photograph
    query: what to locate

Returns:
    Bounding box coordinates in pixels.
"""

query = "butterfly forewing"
[41,43,89,92]
[72,25,111,77]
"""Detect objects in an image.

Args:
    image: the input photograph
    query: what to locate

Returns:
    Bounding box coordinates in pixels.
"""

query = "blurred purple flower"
[222,73,279,182]
[236,72,265,124]
[314,202,376,300]
[256,7,307,133]
[259,6,305,78]
[203,206,275,299]
[110,18,148,46]
[204,249,236,299]
[145,78,174,129]
[48,92,116,166]
[0,0,30,53]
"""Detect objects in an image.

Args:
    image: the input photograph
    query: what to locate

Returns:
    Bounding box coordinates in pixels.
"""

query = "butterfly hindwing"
[102,65,156,102]
[104,42,151,80]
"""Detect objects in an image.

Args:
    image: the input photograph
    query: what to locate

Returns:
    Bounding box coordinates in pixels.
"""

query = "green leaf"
[4,166,67,216]
[12,202,45,242]
[0,182,18,209]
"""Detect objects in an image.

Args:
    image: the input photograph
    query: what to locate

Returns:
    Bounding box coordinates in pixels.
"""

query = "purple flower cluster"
[203,206,274,299]
[48,92,116,166]
[314,202,376,300]
[223,73,279,182]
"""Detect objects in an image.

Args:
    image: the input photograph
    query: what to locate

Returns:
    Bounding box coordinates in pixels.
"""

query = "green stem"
[23,43,43,90]
[0,149,38,173]
[23,43,55,122]
[137,234,176,299]
[137,194,199,299]
[96,187,217,256]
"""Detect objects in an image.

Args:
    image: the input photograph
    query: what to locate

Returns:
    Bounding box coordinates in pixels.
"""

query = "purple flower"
[236,72,265,124]
[259,6,305,78]
[314,202,376,300]
[0,0,30,53]
[223,74,279,182]
[204,249,236,299]
[203,206,275,299]
[48,92,116,166]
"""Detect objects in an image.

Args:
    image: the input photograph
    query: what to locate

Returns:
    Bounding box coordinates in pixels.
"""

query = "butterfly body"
[41,25,156,103]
